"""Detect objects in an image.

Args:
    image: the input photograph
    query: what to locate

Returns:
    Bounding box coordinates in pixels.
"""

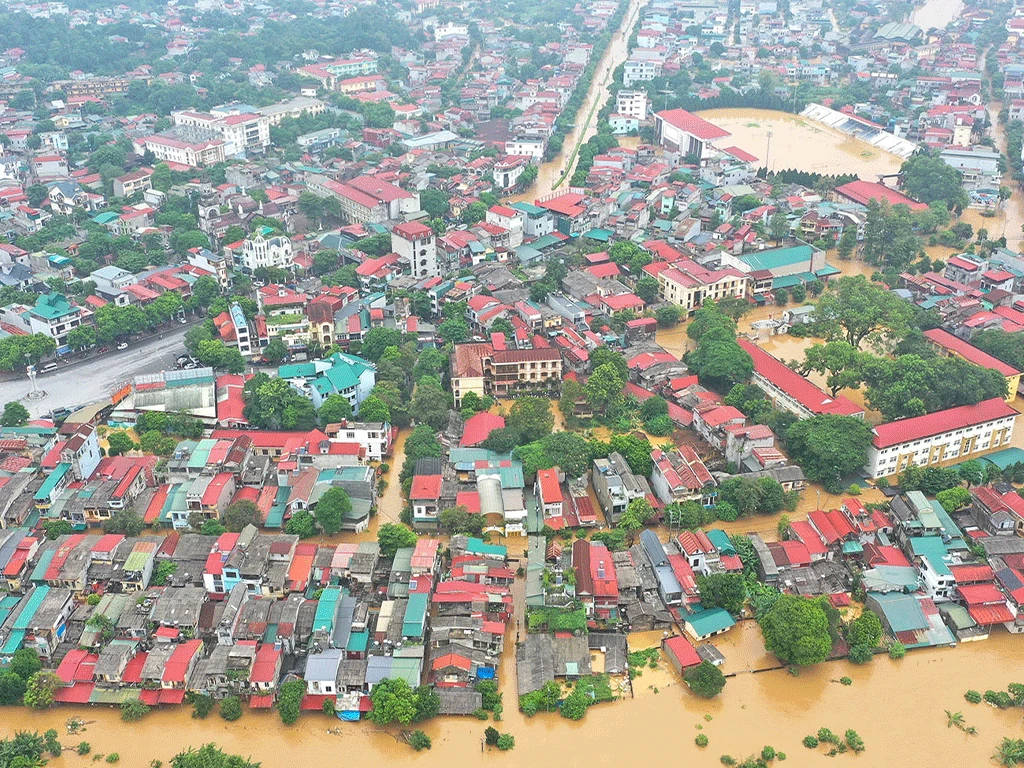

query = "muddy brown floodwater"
[6,627,1024,768]
[695,109,905,178]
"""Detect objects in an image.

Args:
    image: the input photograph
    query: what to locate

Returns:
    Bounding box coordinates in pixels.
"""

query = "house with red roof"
[865,398,1017,479]
[970,485,1024,537]
[835,179,929,211]
[663,634,702,675]
[410,473,443,529]
[459,411,505,448]
[650,447,717,507]
[535,468,564,528]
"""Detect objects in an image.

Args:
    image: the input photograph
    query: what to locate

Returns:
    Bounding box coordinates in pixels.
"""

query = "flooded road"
[695,109,905,178]
[507,0,644,202]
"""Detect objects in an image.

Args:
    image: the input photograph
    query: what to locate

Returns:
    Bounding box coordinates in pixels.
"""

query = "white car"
[116,342,129,351]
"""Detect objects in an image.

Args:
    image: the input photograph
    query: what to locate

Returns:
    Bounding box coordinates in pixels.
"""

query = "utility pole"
[765,129,773,173]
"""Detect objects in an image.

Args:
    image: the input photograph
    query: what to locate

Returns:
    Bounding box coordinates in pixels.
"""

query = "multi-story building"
[738,339,865,420]
[306,174,420,224]
[298,54,379,90]
[649,447,717,508]
[139,132,227,168]
[257,96,327,126]
[865,399,1018,479]
[615,90,648,121]
[391,221,438,279]
[113,168,153,198]
[0,292,85,347]
[172,110,271,157]
[592,452,652,526]
[450,342,562,407]
[648,258,747,313]
[923,328,1020,401]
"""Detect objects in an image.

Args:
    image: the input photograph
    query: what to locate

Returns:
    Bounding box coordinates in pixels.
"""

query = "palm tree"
[945,710,965,730]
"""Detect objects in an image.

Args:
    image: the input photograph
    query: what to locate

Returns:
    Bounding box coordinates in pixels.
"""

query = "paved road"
[0,324,192,418]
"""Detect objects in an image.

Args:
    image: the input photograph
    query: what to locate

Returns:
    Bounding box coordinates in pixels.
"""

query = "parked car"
[116,342,129,351]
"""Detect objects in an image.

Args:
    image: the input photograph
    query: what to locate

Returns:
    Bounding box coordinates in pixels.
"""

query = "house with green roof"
[278,351,375,412]
[683,606,736,640]
[0,292,84,347]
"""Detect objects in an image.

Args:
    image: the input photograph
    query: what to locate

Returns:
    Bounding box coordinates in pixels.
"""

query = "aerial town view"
[2,0,1024,765]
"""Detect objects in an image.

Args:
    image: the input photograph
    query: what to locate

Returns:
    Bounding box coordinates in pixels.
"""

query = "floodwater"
[912,0,965,30]
[696,109,905,178]
[507,0,644,202]
[8,627,1024,768]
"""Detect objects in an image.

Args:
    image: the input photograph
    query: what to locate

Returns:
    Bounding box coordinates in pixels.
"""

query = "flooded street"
[695,109,905,177]
[507,0,644,202]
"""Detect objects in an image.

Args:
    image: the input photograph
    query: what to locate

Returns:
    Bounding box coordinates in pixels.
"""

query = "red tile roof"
[663,634,701,669]
[410,474,442,500]
[656,108,731,141]
[923,328,1019,376]
[738,339,865,417]
[871,398,1017,449]
[460,411,505,447]
[835,180,929,211]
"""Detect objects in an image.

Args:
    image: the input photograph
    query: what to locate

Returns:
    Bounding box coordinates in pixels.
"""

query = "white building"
[140,133,226,168]
[172,110,271,158]
[615,90,648,121]
[233,233,294,274]
[654,108,731,159]
[391,220,437,279]
[504,138,545,160]
[865,398,1017,479]
[485,205,524,249]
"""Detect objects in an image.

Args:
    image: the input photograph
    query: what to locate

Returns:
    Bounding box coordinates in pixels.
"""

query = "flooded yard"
[696,109,905,178]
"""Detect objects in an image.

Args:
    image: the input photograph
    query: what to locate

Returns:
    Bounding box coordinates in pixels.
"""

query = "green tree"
[847,609,883,648]
[23,671,62,709]
[284,509,316,539]
[900,150,966,206]
[586,362,626,413]
[656,305,682,328]
[378,523,417,557]
[439,505,484,536]
[409,731,432,751]
[786,415,874,492]
[687,327,753,390]
[172,744,260,768]
[318,394,353,425]
[223,500,261,532]
[496,734,515,751]
[936,487,971,513]
[696,574,746,615]
[277,680,305,725]
[103,509,144,536]
[219,696,242,721]
[262,338,288,366]
[684,660,726,698]
[314,487,351,535]
[121,699,151,721]
[106,431,136,457]
[759,595,832,666]
[368,678,418,725]
[411,379,451,430]
[1,401,29,427]
[799,341,864,396]
[837,227,857,260]
[635,276,660,304]
[507,397,554,442]
[687,300,736,341]
[813,275,916,350]
[769,211,790,243]
[357,395,391,424]
[0,672,27,704]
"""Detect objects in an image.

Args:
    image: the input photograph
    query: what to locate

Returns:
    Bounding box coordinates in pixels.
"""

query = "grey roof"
[437,688,483,715]
[305,648,344,682]
[150,585,207,627]
[588,632,627,674]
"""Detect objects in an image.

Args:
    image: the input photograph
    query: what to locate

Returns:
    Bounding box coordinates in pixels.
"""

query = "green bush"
[496,733,515,751]
[473,708,489,720]
[106,755,120,764]
[985,690,1014,708]
[761,746,776,760]
[964,689,982,704]
[888,642,906,659]
[696,734,709,748]
[844,730,865,753]
[802,736,819,749]
[188,693,215,719]
[485,726,500,746]
[839,676,852,686]
[409,730,431,751]
[848,644,874,664]
[78,742,91,755]
[120,700,150,722]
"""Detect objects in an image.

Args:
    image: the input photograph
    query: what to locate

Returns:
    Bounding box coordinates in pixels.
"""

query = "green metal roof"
[705,529,735,555]
[583,228,613,242]
[313,586,341,634]
[909,536,952,576]
[402,592,429,638]
[509,201,546,215]
[30,293,76,321]
[265,486,289,528]
[29,549,55,583]
[868,591,927,632]
[739,244,815,272]
[13,586,50,631]
[347,630,369,653]
[35,463,71,501]
[684,607,736,636]
[464,538,507,558]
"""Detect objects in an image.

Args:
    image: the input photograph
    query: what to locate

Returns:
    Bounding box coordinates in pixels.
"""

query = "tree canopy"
[759,595,832,666]
[786,415,873,493]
